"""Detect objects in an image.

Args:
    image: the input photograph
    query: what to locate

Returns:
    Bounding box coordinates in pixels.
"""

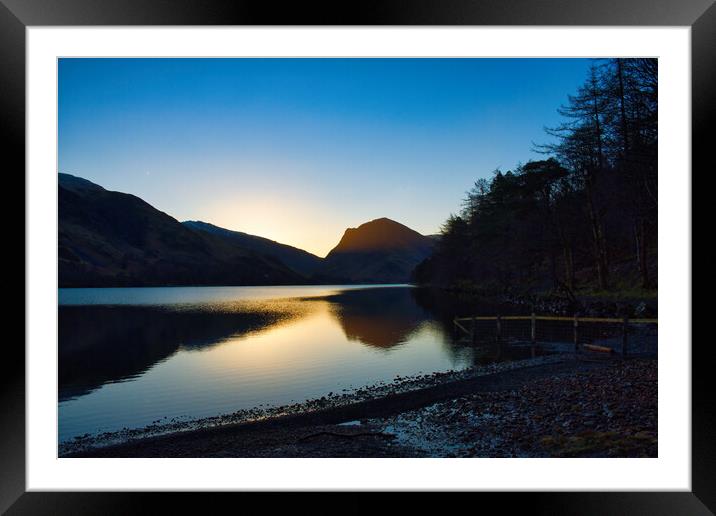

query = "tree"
[413,59,657,294]
[541,64,612,290]
[600,58,658,287]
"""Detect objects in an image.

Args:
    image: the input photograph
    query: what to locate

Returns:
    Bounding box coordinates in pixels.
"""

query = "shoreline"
[60,353,567,455]
[62,353,656,458]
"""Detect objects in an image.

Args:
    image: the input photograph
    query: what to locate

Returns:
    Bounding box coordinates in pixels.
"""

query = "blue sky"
[59,58,593,257]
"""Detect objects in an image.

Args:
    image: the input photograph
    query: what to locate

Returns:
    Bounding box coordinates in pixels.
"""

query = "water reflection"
[59,304,301,401]
[323,287,428,349]
[59,287,442,403]
[58,285,544,441]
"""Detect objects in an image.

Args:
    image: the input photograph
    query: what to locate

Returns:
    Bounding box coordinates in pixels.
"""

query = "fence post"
[531,312,536,345]
[573,314,579,352]
[496,314,502,343]
[622,316,629,356]
[471,316,476,344]
[530,312,537,358]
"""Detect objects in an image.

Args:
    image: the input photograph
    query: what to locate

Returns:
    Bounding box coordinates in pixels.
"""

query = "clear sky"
[59,58,593,257]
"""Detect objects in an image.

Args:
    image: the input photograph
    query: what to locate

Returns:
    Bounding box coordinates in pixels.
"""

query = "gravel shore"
[64,354,656,458]
[370,357,657,457]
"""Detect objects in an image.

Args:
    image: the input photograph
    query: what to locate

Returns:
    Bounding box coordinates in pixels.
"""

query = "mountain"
[182,220,322,277]
[58,174,437,287]
[58,173,305,287]
[321,218,436,283]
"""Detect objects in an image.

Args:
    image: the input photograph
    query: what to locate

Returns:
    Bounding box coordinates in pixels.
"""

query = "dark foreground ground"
[68,355,656,458]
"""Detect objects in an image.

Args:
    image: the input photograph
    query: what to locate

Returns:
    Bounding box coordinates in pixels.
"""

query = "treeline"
[414,59,657,294]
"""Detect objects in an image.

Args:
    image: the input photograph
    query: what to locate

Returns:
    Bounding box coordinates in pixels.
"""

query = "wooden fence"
[453,314,658,356]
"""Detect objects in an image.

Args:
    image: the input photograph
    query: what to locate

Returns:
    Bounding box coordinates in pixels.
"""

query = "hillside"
[182,220,322,277]
[58,174,304,287]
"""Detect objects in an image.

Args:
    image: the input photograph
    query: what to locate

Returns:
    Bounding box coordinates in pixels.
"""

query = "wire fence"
[453,314,658,355]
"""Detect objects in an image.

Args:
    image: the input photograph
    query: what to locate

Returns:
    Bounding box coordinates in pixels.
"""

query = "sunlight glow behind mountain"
[59,58,593,256]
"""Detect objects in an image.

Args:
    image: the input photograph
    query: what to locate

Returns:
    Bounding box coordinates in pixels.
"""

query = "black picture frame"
[3,0,710,512]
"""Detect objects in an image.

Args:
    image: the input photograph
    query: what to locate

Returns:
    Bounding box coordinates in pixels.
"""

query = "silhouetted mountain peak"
[321,218,435,283]
[328,217,431,256]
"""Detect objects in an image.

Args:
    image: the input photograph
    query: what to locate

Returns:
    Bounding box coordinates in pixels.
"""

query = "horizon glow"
[58,58,593,257]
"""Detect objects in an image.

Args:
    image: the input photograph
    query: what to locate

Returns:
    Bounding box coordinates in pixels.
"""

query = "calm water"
[58,285,516,443]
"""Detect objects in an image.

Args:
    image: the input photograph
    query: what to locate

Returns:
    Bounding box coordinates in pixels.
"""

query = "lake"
[58,284,531,443]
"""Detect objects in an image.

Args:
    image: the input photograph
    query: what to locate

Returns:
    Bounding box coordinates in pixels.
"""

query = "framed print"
[4,0,711,512]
